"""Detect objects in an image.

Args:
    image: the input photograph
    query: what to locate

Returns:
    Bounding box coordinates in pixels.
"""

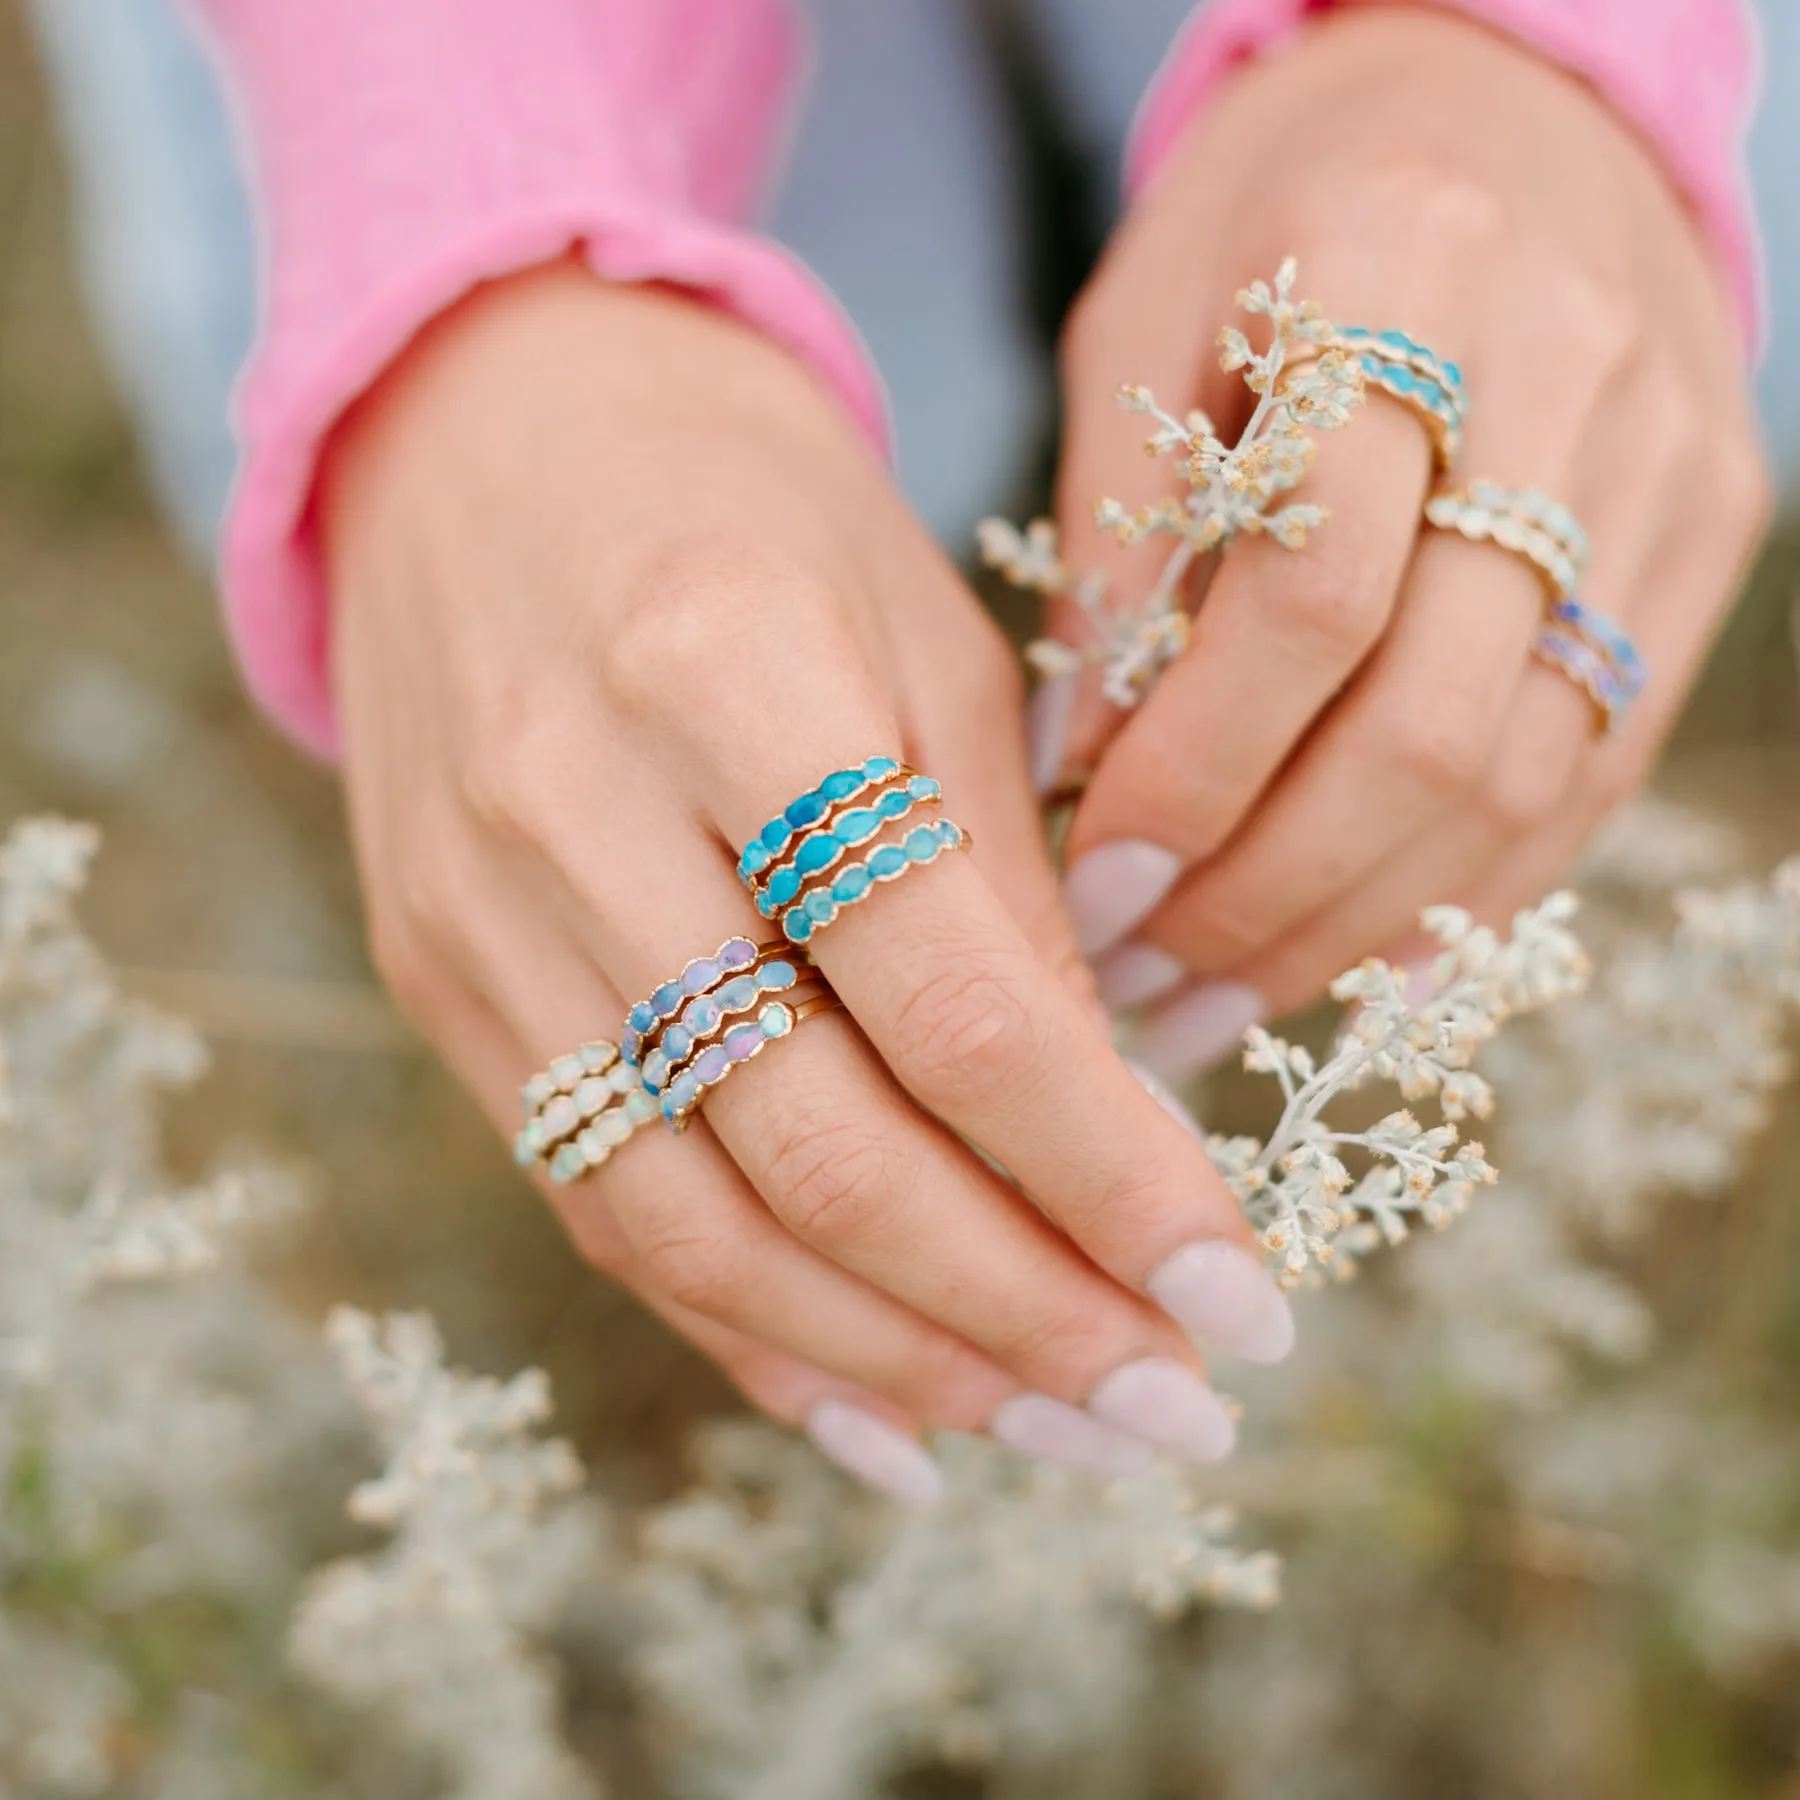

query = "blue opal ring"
[776,819,968,945]
[1424,482,1586,601]
[1314,326,1465,470]
[738,756,909,882]
[752,773,943,917]
[513,1039,658,1184]
[637,952,812,1096]
[621,935,787,1066]
[659,993,844,1134]
[1533,623,1638,733]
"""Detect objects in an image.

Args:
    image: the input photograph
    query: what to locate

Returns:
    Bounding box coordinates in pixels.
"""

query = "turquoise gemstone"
[1377,329,1412,352]
[940,820,962,847]
[651,981,683,1016]
[835,807,880,844]
[875,787,911,820]
[795,835,838,876]
[739,840,771,878]
[820,767,862,801]
[803,890,836,924]
[642,1050,669,1095]
[757,960,797,990]
[1441,359,1464,389]
[784,910,814,943]
[786,792,829,828]
[759,1002,793,1038]
[760,819,791,852]
[756,890,777,918]
[904,825,938,861]
[833,865,872,904]
[766,866,802,907]
[909,775,938,801]
[868,845,907,880]
[863,755,900,780]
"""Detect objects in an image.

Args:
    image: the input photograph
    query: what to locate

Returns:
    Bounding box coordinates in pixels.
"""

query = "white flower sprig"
[1211,892,1592,1286]
[980,259,1364,711]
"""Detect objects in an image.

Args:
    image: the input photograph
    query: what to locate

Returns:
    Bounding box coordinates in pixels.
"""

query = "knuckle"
[638,1225,751,1318]
[888,943,1045,1107]
[763,1111,915,1247]
[1254,526,1394,661]
[1543,262,1640,374]
[1391,711,1488,797]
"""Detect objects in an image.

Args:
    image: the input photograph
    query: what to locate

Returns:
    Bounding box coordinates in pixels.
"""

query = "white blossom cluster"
[980,259,1364,708]
[290,1308,610,1800]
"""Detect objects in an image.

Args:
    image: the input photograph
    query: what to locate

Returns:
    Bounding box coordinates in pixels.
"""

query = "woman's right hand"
[322,260,1294,1496]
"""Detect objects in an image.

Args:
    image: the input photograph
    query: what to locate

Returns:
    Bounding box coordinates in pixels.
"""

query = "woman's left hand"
[1042,5,1771,1074]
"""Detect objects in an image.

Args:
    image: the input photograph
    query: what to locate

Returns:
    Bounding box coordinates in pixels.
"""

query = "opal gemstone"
[785,912,814,943]
[757,960,796,990]
[693,1045,731,1083]
[724,1023,762,1061]
[621,1025,644,1062]
[550,1143,585,1183]
[624,1088,657,1124]
[804,890,835,923]
[868,845,907,881]
[682,958,721,995]
[642,1050,669,1093]
[522,1071,554,1111]
[608,1060,639,1093]
[543,1095,579,1137]
[759,1003,792,1037]
[905,825,937,860]
[716,975,758,1012]
[688,996,722,1034]
[597,1109,632,1146]
[573,1076,610,1116]
[651,981,683,1017]
[550,1054,584,1089]
[833,866,871,904]
[662,1024,693,1062]
[578,1041,616,1073]
[721,937,757,970]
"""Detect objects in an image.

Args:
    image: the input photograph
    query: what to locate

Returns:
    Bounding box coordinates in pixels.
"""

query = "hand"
[322,261,1293,1495]
[1045,6,1770,1074]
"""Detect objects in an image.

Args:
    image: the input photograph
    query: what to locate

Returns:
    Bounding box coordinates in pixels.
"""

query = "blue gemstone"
[620,1028,641,1065]
[1377,329,1412,352]
[904,826,938,861]
[908,775,938,801]
[755,891,777,918]
[758,960,797,990]
[835,807,880,844]
[1383,366,1415,394]
[803,890,836,924]
[652,982,683,1017]
[786,792,829,829]
[938,820,962,847]
[766,866,802,906]
[795,835,838,876]
[875,787,911,820]
[833,865,872,904]
[819,768,862,801]
[669,1073,698,1109]
[1441,359,1464,389]
[716,975,757,1011]
[739,841,771,878]
[863,755,900,780]
[760,819,791,853]
[663,1025,693,1061]
[784,910,814,943]
[868,845,907,880]
[628,1002,657,1034]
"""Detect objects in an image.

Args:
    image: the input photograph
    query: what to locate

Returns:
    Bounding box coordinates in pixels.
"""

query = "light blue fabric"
[20,0,1800,583]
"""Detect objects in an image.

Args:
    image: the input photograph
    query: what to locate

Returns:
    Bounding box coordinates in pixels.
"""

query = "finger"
[693,732,1296,1379]
[1060,398,1432,956]
[1140,309,1671,984]
[630,1291,951,1504]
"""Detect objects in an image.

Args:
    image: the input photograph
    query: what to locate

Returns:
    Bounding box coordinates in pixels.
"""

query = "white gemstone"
[624,1088,657,1124]
[574,1076,611,1117]
[607,1061,639,1094]
[521,1072,554,1113]
[542,1094,579,1138]
[598,1110,633,1147]
[550,1054,584,1091]
[579,1040,617,1073]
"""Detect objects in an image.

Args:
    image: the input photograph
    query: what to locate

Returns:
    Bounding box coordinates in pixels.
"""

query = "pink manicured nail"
[806,1400,945,1504]
[1147,1240,1296,1364]
[1133,979,1265,1080]
[1027,674,1076,796]
[1122,1055,1205,1141]
[1094,941,1186,1010]
[990,1392,1156,1474]
[1064,841,1182,956]
[1088,1358,1236,1463]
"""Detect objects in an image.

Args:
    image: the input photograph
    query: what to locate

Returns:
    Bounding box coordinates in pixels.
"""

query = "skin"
[323,267,1256,1447]
[1054,5,1770,1033]
[322,5,1769,1437]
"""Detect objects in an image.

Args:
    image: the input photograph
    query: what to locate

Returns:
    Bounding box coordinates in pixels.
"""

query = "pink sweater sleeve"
[1128,0,1764,349]
[188,0,889,759]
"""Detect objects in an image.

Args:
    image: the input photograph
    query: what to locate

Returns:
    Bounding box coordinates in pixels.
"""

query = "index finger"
[712,752,1296,1366]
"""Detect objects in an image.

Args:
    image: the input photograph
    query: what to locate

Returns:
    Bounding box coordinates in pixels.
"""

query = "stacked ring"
[637,947,811,1095]
[1291,326,1465,470]
[1532,626,1635,733]
[658,993,844,1133]
[737,759,969,946]
[1423,482,1586,600]
[514,1039,658,1183]
[621,935,771,1065]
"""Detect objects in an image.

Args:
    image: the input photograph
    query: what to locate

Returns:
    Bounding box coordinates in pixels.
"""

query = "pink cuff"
[1127,0,1764,351]
[190,0,888,760]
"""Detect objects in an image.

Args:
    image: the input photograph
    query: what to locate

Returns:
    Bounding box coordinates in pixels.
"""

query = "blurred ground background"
[0,0,1796,1502]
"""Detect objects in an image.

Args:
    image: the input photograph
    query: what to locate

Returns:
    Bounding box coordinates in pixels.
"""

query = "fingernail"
[990,1392,1156,1474]
[1087,1358,1236,1463]
[1147,1240,1295,1364]
[1122,1054,1205,1140]
[1064,841,1182,956]
[806,1399,945,1504]
[1027,674,1076,796]
[1094,941,1186,1010]
[1132,979,1265,1080]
